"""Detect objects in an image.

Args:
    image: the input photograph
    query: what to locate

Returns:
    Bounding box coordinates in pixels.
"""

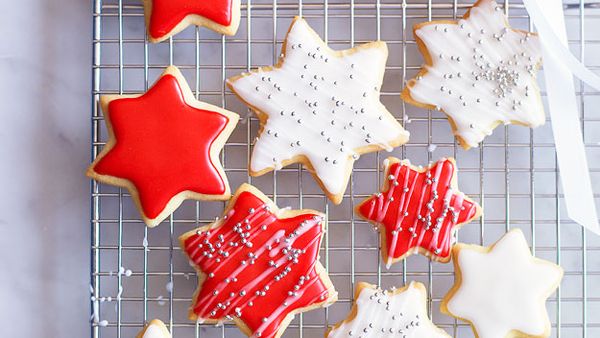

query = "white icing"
[328,282,449,338]
[228,18,408,196]
[407,0,544,148]
[446,229,562,338]
[142,322,170,338]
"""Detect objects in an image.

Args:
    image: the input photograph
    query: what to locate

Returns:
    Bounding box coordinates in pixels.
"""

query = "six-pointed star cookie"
[227,17,410,204]
[143,0,241,43]
[356,157,481,267]
[87,66,239,227]
[441,229,563,338]
[180,183,337,338]
[401,0,545,149]
[326,281,450,338]
[136,319,171,338]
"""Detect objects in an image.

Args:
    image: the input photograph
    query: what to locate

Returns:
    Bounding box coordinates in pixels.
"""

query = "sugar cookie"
[401,0,544,149]
[143,0,241,42]
[441,229,563,338]
[327,281,450,338]
[356,157,481,266]
[227,17,409,204]
[180,183,337,338]
[87,66,239,227]
[136,319,171,338]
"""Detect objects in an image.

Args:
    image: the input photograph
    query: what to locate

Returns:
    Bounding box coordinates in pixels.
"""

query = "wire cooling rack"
[90,0,600,337]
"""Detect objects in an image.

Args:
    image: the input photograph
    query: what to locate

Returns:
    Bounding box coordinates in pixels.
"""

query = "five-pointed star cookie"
[441,229,563,338]
[327,281,450,338]
[356,157,481,267]
[401,0,545,149]
[136,319,171,338]
[87,66,239,227]
[143,0,241,43]
[227,17,410,205]
[180,183,337,338]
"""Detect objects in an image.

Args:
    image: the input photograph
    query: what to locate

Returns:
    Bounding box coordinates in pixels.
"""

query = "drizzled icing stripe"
[357,158,481,267]
[227,17,409,203]
[402,0,544,149]
[327,282,450,338]
[181,186,335,338]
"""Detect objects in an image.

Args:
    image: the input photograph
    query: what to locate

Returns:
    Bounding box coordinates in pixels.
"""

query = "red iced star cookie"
[87,66,239,227]
[143,0,241,43]
[180,183,337,338]
[356,157,481,267]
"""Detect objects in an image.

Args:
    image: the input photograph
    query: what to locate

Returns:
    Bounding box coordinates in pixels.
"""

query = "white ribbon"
[523,0,600,234]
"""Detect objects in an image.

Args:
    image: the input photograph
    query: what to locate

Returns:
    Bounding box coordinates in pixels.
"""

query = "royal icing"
[140,320,171,338]
[89,66,238,226]
[181,184,336,338]
[227,17,409,203]
[357,158,480,267]
[403,0,544,149]
[443,229,563,338]
[328,282,450,338]
[145,0,239,42]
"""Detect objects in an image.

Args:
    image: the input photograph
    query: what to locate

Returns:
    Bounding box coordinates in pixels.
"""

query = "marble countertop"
[0,0,91,336]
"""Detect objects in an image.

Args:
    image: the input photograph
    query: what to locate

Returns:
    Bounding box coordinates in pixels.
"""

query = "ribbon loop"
[523,0,600,235]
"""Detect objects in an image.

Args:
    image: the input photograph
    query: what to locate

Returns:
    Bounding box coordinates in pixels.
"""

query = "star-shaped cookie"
[327,281,450,338]
[136,319,171,338]
[401,0,545,149]
[180,183,337,338]
[356,157,481,267]
[441,229,563,338]
[143,0,241,43]
[227,17,410,204]
[87,66,239,227]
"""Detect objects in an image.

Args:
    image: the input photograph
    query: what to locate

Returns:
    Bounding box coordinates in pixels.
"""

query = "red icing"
[358,159,479,263]
[149,0,233,39]
[183,190,332,338]
[94,74,229,219]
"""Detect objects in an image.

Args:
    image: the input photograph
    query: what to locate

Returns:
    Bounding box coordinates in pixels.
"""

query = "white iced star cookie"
[227,17,410,204]
[136,319,171,338]
[441,229,563,338]
[401,0,545,150]
[326,282,450,338]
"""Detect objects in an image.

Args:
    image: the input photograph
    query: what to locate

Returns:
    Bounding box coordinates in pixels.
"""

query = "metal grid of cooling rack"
[90,0,600,337]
